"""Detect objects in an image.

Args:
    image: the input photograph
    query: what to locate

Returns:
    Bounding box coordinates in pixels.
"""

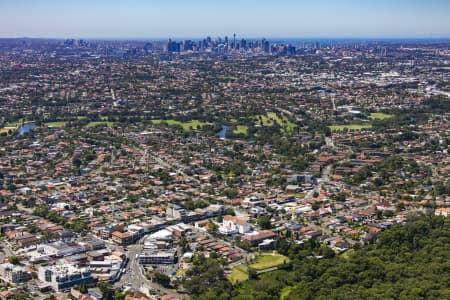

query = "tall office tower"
[233,33,236,49]
[241,38,246,50]
[167,39,172,53]
[263,39,270,53]
[143,42,153,54]
[167,39,180,53]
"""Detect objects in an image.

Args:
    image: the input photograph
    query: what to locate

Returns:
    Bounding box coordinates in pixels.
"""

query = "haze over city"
[1,0,450,39]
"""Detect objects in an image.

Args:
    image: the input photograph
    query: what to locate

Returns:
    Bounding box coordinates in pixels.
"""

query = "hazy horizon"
[1,0,450,39]
[2,37,450,43]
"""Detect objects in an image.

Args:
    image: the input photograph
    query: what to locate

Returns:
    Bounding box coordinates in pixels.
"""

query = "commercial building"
[138,249,177,265]
[37,241,88,258]
[0,263,31,284]
[38,264,93,292]
[111,231,137,246]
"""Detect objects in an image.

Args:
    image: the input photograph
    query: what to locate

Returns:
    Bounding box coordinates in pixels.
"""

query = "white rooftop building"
[38,264,93,292]
[219,215,251,235]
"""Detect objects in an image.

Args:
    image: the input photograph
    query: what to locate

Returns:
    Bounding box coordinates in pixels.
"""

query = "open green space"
[249,252,290,270]
[151,119,212,132]
[227,266,248,284]
[340,249,354,259]
[44,121,67,127]
[176,268,188,276]
[255,112,296,132]
[328,124,372,132]
[0,120,28,135]
[86,121,116,128]
[233,125,248,135]
[370,112,394,120]
[221,75,238,80]
[280,286,292,299]
[0,127,16,134]
[292,192,307,198]
[256,114,274,127]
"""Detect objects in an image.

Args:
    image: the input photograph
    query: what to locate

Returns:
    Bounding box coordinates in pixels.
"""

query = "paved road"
[116,244,144,289]
[305,164,332,201]
[0,241,14,257]
[115,243,186,299]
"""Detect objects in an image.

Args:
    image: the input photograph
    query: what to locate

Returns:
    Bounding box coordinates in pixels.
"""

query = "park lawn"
[340,249,354,259]
[249,252,290,270]
[2,121,22,133]
[370,112,394,120]
[227,266,248,284]
[292,192,307,198]
[255,112,296,132]
[329,124,372,132]
[280,286,292,299]
[1,119,28,135]
[44,121,67,127]
[0,127,17,134]
[86,121,116,128]
[267,112,296,132]
[176,268,188,276]
[233,125,248,135]
[221,75,238,80]
[151,119,211,132]
[256,114,275,127]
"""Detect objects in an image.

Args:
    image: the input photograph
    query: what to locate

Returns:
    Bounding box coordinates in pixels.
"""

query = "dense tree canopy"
[188,216,450,300]
[284,216,450,300]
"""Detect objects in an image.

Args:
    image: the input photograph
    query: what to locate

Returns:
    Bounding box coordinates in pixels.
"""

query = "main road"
[305,164,332,201]
[115,243,186,299]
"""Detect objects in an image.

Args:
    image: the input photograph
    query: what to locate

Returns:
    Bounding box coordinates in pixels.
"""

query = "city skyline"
[1,0,450,39]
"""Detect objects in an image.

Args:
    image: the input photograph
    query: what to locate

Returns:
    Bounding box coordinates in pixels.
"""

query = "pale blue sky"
[0,0,449,38]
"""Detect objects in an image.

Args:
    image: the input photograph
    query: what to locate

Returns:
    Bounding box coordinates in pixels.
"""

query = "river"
[217,124,230,139]
[17,122,36,136]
